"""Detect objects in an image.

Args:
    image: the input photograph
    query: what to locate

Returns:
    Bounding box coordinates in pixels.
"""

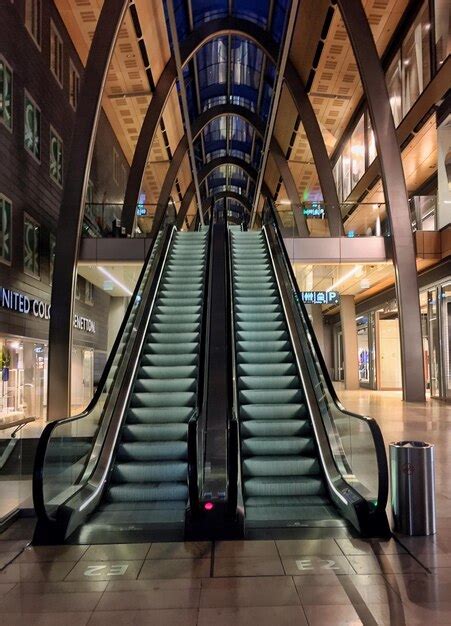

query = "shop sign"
[300,291,340,305]
[74,315,96,334]
[0,287,96,334]
[303,204,325,219]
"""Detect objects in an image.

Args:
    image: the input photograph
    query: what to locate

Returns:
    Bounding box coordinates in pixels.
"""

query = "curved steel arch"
[123,17,342,236]
[336,0,424,401]
[175,156,270,228]
[49,0,129,417]
[155,103,308,236]
[209,191,252,214]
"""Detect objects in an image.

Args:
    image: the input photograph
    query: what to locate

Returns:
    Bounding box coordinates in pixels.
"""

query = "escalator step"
[244,476,325,497]
[239,389,305,405]
[137,365,197,379]
[112,461,187,483]
[237,363,297,377]
[242,437,315,456]
[134,378,196,393]
[107,483,188,503]
[237,351,293,364]
[122,424,187,442]
[240,403,307,420]
[243,456,320,477]
[241,419,311,438]
[130,391,195,408]
[140,354,198,367]
[117,441,187,462]
[127,406,193,424]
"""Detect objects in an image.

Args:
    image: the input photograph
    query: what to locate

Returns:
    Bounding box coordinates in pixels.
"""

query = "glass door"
[428,288,441,398]
[441,284,451,400]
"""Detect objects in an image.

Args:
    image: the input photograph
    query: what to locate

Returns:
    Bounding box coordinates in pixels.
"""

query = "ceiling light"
[278,199,292,205]
[98,267,133,296]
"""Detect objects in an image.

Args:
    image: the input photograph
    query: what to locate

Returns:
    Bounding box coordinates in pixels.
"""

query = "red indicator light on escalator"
[204,502,214,511]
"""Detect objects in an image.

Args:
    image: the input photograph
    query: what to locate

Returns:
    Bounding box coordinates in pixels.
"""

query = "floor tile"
[65,560,143,582]
[106,578,201,591]
[199,576,300,608]
[402,601,451,625]
[96,588,200,610]
[87,609,198,625]
[385,571,451,604]
[13,581,108,594]
[296,583,351,606]
[282,555,354,576]
[303,604,363,625]
[0,540,29,553]
[276,539,342,556]
[1,613,91,626]
[213,556,283,577]
[139,558,210,579]
[147,542,211,559]
[215,540,278,558]
[336,538,406,556]
[347,553,424,575]
[0,561,77,583]
[0,589,102,613]
[197,606,308,626]
[81,544,150,561]
[17,545,89,563]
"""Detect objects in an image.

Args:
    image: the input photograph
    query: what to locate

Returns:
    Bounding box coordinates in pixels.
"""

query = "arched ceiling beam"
[176,156,271,228]
[49,0,129,417]
[337,0,424,401]
[155,104,308,236]
[211,191,252,214]
[123,17,342,236]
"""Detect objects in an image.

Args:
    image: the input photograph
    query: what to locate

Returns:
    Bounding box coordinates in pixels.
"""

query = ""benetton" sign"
[0,287,96,334]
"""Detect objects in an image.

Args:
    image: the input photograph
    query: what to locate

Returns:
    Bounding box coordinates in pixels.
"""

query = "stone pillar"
[339,295,360,390]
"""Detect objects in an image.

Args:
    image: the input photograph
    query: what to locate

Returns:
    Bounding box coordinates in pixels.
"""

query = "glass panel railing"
[270,201,391,238]
[34,216,172,523]
[82,203,157,238]
[263,201,388,515]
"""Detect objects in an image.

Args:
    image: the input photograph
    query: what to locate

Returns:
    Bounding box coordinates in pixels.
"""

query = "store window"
[386,51,402,127]
[25,0,42,48]
[401,3,431,116]
[434,0,451,67]
[442,284,451,400]
[351,114,365,188]
[71,347,94,414]
[49,233,56,283]
[0,57,13,131]
[23,214,40,278]
[49,127,63,186]
[0,195,12,264]
[24,93,40,160]
[85,281,94,306]
[50,22,64,86]
[69,61,80,110]
[0,337,47,421]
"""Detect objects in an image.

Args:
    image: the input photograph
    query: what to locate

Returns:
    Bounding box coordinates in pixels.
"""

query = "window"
[350,114,365,188]
[85,281,94,306]
[401,3,431,115]
[113,148,120,184]
[24,93,40,160]
[50,22,64,86]
[366,113,377,165]
[0,195,12,264]
[341,141,351,201]
[49,128,63,186]
[333,157,343,203]
[25,0,42,48]
[69,61,80,110]
[0,57,13,131]
[23,214,40,278]
[386,51,402,127]
[49,233,56,283]
[434,0,451,68]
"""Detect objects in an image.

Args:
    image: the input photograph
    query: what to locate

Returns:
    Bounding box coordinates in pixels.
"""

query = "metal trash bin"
[390,441,436,536]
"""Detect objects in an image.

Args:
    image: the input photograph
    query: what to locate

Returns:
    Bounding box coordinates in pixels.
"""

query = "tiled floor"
[0,389,450,625]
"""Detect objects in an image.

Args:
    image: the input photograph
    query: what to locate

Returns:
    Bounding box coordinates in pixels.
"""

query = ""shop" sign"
[0,287,96,334]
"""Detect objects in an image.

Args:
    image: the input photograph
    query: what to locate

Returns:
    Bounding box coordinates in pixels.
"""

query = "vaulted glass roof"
[163,0,290,217]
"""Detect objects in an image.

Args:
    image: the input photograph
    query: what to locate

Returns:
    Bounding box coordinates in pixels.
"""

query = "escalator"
[228,205,390,537]
[33,213,210,543]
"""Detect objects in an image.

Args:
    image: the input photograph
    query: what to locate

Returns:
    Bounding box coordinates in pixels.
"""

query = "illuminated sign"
[136,205,147,216]
[300,291,340,305]
[303,204,325,218]
[0,287,96,334]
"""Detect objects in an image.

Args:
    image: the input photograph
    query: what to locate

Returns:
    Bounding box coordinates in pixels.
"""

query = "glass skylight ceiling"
[163,0,290,215]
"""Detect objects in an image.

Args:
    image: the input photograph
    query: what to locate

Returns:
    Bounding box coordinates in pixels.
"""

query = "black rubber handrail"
[263,200,389,518]
[33,206,171,525]
[187,207,214,515]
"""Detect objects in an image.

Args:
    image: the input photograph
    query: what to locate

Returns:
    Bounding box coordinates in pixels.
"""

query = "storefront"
[333,280,451,400]
[0,284,109,422]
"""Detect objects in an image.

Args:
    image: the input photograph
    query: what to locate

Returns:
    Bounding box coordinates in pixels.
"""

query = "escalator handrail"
[33,210,173,525]
[226,229,244,517]
[187,215,214,514]
[263,202,388,514]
